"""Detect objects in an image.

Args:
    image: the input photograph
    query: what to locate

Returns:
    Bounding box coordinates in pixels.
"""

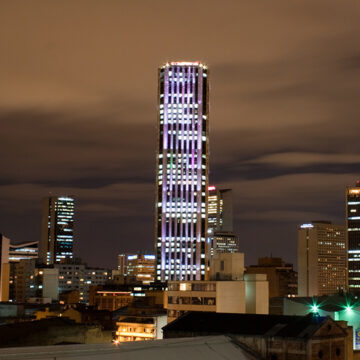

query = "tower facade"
[298,221,346,296]
[208,186,238,256]
[40,196,74,265]
[155,61,209,281]
[208,186,233,233]
[346,181,360,292]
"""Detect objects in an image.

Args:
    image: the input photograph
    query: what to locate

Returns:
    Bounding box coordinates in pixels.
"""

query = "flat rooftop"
[0,335,260,360]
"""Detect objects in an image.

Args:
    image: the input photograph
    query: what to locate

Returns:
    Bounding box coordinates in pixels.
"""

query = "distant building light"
[300,223,314,229]
[170,61,200,66]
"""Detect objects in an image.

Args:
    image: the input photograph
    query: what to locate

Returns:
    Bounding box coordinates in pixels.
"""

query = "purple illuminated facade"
[155,61,209,281]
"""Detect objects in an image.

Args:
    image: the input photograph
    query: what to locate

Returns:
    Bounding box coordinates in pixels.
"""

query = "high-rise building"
[207,186,238,256]
[346,181,360,293]
[0,234,10,301]
[40,196,74,265]
[117,254,127,275]
[298,221,346,296]
[155,61,209,281]
[208,186,233,232]
[210,232,238,255]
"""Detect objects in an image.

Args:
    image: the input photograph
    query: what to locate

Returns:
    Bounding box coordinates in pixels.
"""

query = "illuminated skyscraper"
[346,181,360,292]
[298,221,346,296]
[40,196,74,265]
[155,61,209,281]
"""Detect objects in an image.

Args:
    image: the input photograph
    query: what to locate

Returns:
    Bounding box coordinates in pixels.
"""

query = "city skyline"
[1,1,360,269]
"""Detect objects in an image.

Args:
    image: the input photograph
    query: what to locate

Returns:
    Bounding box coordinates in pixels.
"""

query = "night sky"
[1,1,360,269]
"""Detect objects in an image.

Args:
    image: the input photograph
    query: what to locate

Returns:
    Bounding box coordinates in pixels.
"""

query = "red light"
[208,186,216,191]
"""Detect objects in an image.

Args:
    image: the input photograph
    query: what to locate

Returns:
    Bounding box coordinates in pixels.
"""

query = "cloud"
[244,152,360,167]
[1,0,360,267]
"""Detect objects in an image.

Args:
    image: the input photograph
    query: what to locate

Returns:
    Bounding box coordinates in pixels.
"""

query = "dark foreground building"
[163,312,351,360]
[0,317,110,347]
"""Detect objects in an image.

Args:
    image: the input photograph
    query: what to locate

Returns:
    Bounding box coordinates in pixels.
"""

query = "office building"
[155,61,209,281]
[8,241,39,302]
[40,196,74,265]
[207,186,238,256]
[116,254,156,284]
[207,186,233,232]
[0,234,10,301]
[246,257,298,299]
[298,221,346,297]
[127,254,155,284]
[210,231,239,255]
[13,259,59,303]
[55,263,112,303]
[166,253,268,322]
[117,254,127,275]
[347,181,360,293]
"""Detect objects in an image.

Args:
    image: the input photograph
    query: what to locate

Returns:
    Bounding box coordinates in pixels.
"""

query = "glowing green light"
[311,305,319,313]
[346,305,353,312]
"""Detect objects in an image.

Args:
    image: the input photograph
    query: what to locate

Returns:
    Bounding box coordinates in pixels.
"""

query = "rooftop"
[0,335,261,360]
[163,312,331,339]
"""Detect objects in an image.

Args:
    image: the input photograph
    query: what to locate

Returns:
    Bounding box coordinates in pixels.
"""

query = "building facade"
[117,254,127,276]
[40,196,74,265]
[163,312,350,360]
[155,61,209,281]
[55,263,112,303]
[0,234,10,301]
[347,181,360,293]
[13,259,59,303]
[115,314,167,342]
[166,253,268,322]
[246,257,298,299]
[207,186,233,232]
[207,186,238,256]
[298,221,346,297]
[127,254,155,284]
[7,241,39,301]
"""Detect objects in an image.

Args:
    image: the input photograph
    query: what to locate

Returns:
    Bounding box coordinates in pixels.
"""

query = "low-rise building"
[163,311,351,360]
[90,283,166,311]
[115,313,167,342]
[246,257,298,299]
[166,253,268,322]
[13,259,59,303]
[55,263,112,303]
[277,295,360,351]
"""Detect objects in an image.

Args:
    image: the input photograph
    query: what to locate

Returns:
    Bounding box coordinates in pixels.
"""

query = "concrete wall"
[216,281,246,314]
[210,253,244,281]
[43,268,59,301]
[155,315,167,339]
[244,274,269,314]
